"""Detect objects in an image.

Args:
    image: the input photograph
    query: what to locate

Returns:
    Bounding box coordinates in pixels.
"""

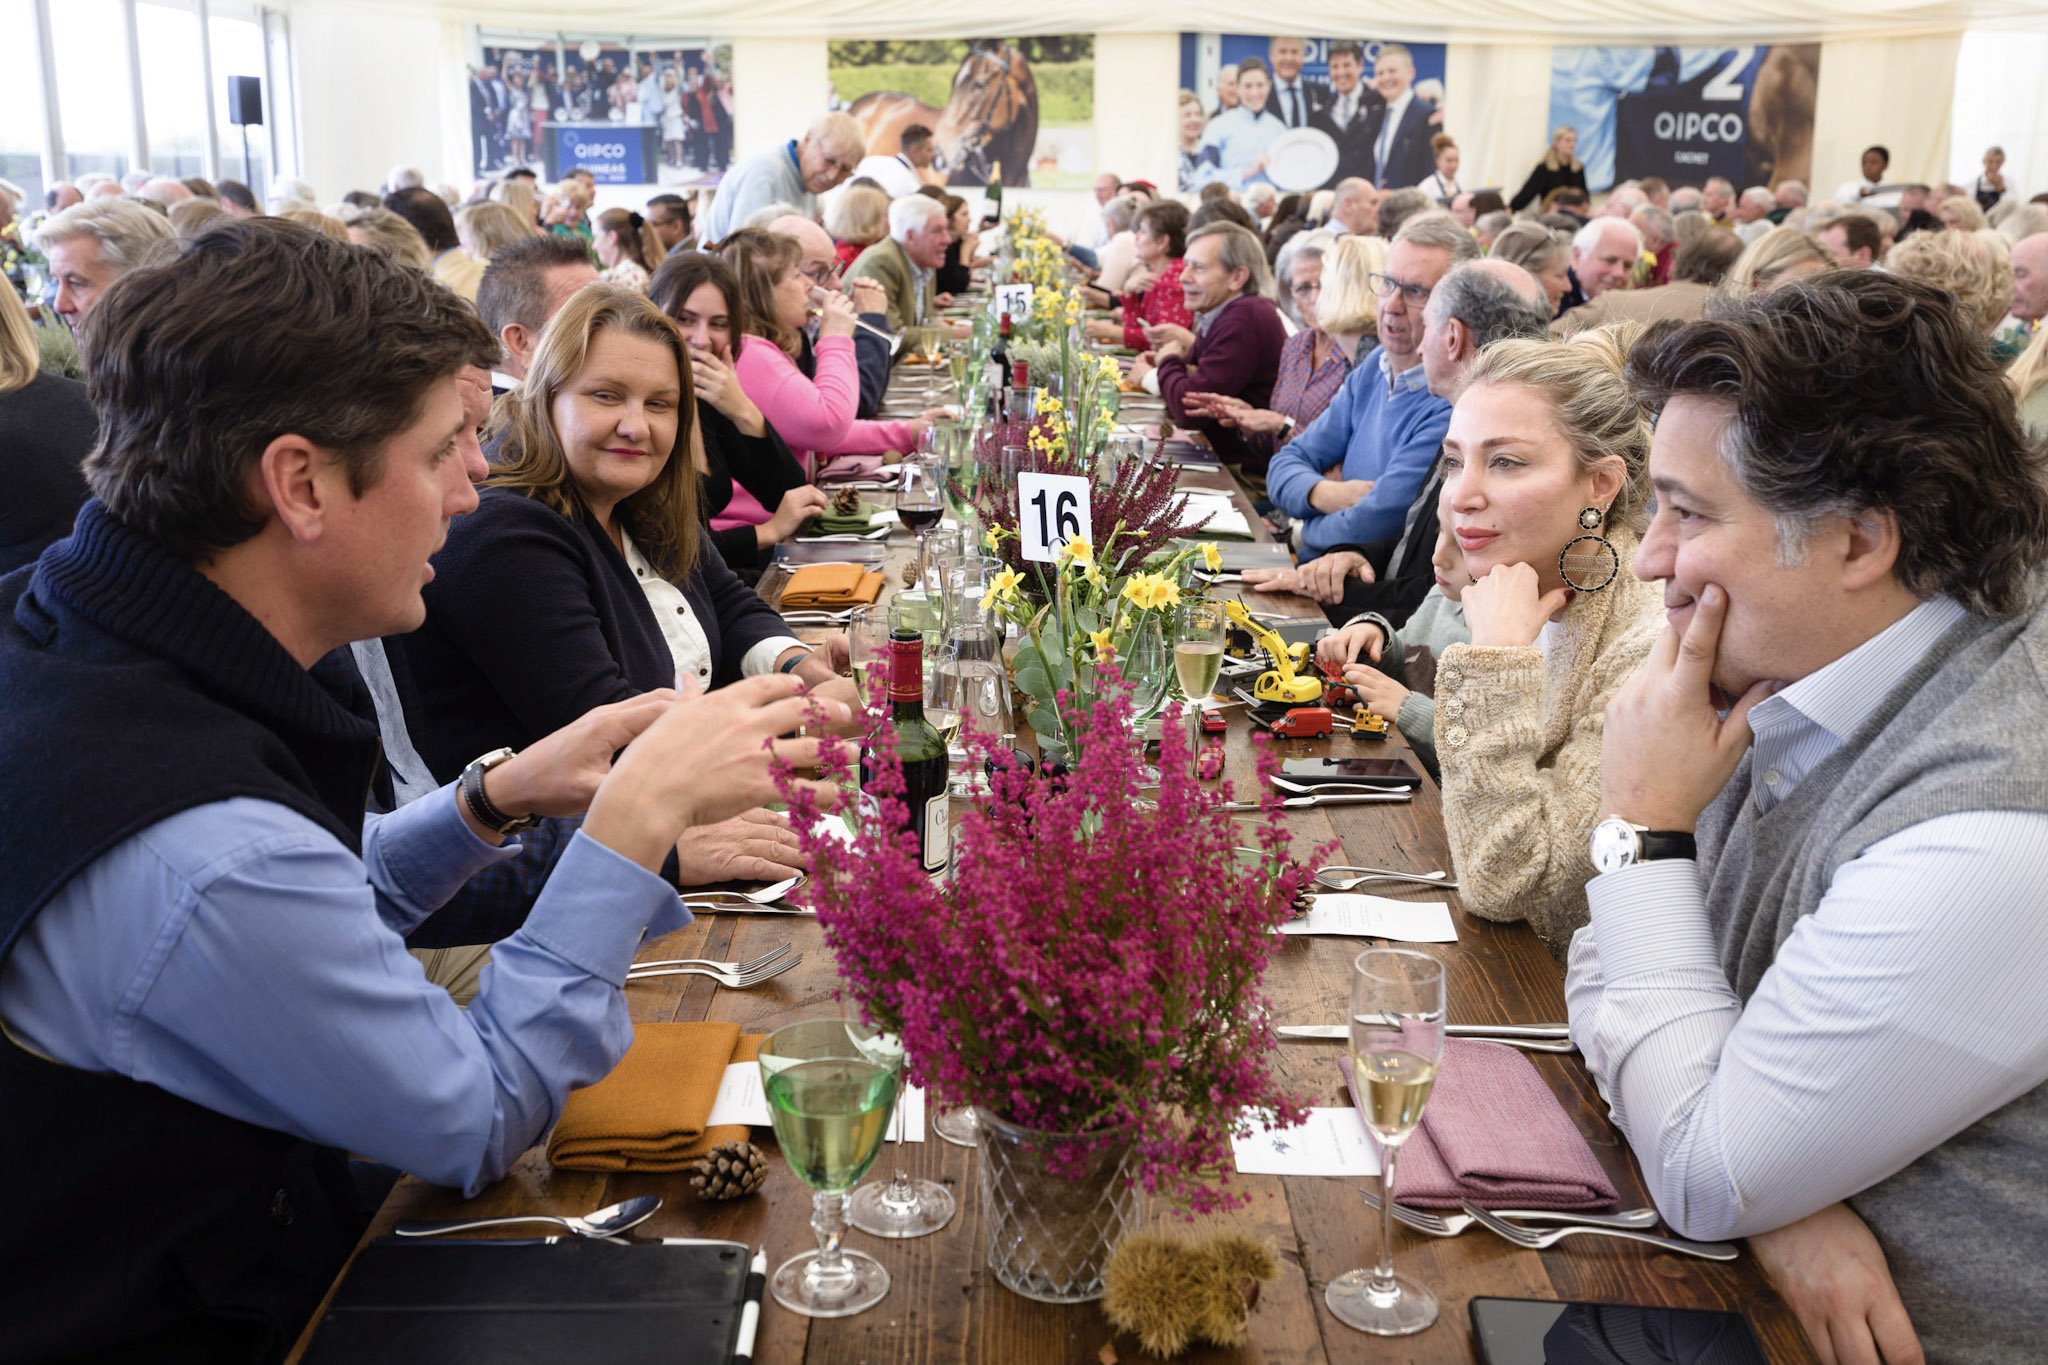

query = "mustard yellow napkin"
[780,564,885,611]
[547,1022,764,1172]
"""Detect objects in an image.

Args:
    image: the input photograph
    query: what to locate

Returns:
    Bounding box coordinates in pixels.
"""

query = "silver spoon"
[681,872,807,905]
[1316,865,1457,891]
[394,1194,661,1240]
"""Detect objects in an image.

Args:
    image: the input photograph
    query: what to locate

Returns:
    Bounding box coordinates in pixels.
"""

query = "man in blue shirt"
[1266,213,1473,560]
[0,219,846,1361]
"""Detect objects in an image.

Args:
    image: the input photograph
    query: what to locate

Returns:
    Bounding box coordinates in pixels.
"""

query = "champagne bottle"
[986,161,1004,224]
[882,629,951,875]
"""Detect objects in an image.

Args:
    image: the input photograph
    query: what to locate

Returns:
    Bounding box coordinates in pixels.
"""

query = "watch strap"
[1637,829,1697,861]
[461,750,536,835]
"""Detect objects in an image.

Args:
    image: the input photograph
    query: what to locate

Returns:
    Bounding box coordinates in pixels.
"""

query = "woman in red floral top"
[1084,201,1193,350]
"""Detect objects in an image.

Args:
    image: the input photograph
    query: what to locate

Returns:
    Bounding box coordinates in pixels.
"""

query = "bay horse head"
[932,41,1038,188]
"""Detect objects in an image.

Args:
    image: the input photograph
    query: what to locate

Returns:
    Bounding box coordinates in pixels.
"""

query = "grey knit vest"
[1695,597,2048,1364]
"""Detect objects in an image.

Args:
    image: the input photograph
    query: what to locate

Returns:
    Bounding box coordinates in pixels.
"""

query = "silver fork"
[1457,1200,1740,1261]
[625,953,804,989]
[627,944,792,976]
[1362,1191,1658,1236]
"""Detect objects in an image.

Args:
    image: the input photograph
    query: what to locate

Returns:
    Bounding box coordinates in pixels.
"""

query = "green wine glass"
[759,1020,899,1317]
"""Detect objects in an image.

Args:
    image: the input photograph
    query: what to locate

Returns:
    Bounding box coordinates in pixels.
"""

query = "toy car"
[1197,744,1226,780]
[1347,706,1390,741]
[1200,708,1229,734]
[1267,706,1334,739]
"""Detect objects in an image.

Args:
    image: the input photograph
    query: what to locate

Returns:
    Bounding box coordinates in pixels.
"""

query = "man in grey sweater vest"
[1566,273,2048,1365]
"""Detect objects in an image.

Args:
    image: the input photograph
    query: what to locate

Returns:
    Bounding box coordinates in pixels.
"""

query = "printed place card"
[706,1062,925,1141]
[1232,1107,1382,1177]
[1277,895,1459,943]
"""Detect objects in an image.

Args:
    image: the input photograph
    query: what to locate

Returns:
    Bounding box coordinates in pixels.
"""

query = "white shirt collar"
[1751,596,1969,746]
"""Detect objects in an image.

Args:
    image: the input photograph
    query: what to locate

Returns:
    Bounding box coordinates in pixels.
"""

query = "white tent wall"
[1949,28,2048,199]
[278,3,2000,224]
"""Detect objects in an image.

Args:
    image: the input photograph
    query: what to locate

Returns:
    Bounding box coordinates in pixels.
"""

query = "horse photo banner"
[1176,34,1450,194]
[1548,45,1821,193]
[473,33,734,186]
[827,37,1094,189]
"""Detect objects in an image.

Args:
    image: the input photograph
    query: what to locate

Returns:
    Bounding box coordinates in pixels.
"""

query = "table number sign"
[1015,472,1091,564]
[993,283,1035,321]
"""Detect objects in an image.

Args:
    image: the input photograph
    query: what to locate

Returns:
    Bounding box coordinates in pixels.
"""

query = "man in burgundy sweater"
[1131,222,1288,487]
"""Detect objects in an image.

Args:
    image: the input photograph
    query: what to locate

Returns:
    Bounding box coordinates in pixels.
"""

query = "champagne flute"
[1173,600,1226,704]
[847,605,891,715]
[844,1019,956,1238]
[759,1020,899,1317]
[1327,948,1447,1336]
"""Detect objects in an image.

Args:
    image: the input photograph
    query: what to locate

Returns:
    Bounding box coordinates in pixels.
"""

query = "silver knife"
[1278,1024,1571,1039]
[1224,793,1413,811]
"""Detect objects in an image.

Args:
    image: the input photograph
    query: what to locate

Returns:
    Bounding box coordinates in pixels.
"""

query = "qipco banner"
[1549,45,1821,192]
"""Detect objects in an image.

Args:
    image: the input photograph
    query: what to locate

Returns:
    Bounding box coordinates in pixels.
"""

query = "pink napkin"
[1341,1039,1618,1210]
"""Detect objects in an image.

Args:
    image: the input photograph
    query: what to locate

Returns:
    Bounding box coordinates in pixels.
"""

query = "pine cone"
[831,487,862,518]
[687,1140,768,1201]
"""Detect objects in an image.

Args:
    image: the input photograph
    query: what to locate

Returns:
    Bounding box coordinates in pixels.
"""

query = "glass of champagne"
[847,605,891,715]
[758,1019,900,1317]
[1327,948,1447,1336]
[844,1019,956,1238]
[1174,600,1226,705]
[947,341,972,405]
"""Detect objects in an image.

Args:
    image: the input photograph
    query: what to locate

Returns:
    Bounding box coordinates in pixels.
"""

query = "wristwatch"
[1589,817,1696,874]
[460,747,540,836]
[1279,414,1298,439]
[776,650,814,675]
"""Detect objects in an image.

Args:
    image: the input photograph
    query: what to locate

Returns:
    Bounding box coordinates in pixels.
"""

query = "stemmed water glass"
[1121,615,1171,785]
[1327,948,1447,1336]
[758,1020,900,1318]
[844,1019,956,1239]
[896,452,946,589]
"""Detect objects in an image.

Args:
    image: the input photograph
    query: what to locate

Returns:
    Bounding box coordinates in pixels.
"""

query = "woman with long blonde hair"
[394,285,847,782]
[0,285,96,571]
[1721,227,1833,296]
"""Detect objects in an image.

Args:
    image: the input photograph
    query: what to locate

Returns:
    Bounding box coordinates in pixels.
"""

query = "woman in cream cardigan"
[1406,326,1660,953]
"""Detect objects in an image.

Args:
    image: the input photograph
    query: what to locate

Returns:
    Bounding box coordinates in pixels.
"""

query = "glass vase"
[975,1109,1142,1303]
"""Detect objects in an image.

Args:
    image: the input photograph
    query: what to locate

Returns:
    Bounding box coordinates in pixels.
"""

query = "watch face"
[1590,819,1639,875]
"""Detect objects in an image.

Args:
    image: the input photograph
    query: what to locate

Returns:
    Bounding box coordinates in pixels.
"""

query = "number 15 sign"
[1016,472,1092,564]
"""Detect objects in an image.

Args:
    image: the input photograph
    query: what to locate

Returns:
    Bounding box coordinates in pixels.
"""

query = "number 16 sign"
[1016,472,1092,564]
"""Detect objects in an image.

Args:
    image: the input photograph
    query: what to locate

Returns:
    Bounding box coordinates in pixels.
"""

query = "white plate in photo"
[1264,128,1340,191]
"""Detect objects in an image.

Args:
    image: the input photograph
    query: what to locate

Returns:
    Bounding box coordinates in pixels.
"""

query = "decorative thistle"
[1102,1233,1280,1356]
[776,672,1324,1217]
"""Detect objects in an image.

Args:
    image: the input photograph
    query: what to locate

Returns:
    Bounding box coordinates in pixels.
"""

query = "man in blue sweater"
[1265,214,1474,560]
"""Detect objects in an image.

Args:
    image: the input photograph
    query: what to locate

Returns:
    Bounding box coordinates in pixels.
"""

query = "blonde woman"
[1490,221,1573,318]
[1510,125,1587,212]
[593,207,662,292]
[489,175,539,227]
[280,208,351,243]
[394,284,848,782]
[2010,324,2048,439]
[455,200,534,262]
[1888,227,2014,336]
[823,182,889,274]
[338,205,431,271]
[1721,226,1832,296]
[1397,326,1660,952]
[1936,195,1988,232]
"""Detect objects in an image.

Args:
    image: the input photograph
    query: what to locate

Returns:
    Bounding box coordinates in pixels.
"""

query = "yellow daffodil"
[1083,562,1105,588]
[1202,542,1223,572]
[1156,578,1183,609]
[1058,536,1094,567]
[983,527,1007,551]
[980,567,1023,613]
[1088,627,1114,656]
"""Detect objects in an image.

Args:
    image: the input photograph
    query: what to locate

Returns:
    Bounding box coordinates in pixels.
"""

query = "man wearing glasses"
[1266,214,1475,559]
[767,214,894,420]
[700,112,865,245]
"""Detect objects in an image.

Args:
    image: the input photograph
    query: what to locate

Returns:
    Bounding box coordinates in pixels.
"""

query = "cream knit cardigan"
[1433,529,1664,955]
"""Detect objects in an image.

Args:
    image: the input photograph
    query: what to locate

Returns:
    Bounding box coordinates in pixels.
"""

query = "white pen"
[733,1244,766,1365]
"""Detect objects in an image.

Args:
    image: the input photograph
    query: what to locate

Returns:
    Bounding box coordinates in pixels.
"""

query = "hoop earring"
[1558,505,1619,593]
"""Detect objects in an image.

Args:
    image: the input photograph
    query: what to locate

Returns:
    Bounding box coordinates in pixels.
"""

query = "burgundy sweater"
[1154,293,1288,473]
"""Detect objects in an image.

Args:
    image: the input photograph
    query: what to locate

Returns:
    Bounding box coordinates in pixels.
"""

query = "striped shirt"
[1565,596,2048,1239]
[1252,328,1353,465]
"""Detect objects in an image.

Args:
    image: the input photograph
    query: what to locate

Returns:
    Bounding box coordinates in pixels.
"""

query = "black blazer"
[0,373,96,575]
[394,486,794,782]
[698,398,806,576]
[1510,159,1589,212]
[1310,90,1383,186]
[1368,97,1436,190]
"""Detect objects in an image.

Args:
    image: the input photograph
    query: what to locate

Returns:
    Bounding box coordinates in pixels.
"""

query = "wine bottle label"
[922,794,950,874]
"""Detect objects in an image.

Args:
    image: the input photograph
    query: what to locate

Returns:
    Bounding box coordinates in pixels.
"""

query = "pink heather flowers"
[778,671,1321,1215]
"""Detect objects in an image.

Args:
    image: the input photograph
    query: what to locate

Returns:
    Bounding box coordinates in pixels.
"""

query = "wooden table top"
[287,396,1814,1365]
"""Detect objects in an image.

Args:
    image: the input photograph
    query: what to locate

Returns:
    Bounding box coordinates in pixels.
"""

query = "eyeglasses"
[1368,272,1432,308]
[798,262,838,287]
[1290,280,1321,298]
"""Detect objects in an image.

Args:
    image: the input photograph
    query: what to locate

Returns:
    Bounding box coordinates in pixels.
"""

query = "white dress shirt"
[852,153,923,201]
[620,530,802,687]
[1566,596,2048,1239]
[1328,88,1363,133]
[1274,79,1309,129]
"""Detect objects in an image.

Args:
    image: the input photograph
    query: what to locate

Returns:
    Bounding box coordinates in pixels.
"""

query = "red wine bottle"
[882,629,950,875]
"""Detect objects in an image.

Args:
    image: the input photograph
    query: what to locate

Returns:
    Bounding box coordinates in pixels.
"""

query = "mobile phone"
[1469,1297,1768,1365]
[1279,756,1421,788]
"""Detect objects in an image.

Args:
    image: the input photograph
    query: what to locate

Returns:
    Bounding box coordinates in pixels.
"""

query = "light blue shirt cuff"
[513,831,692,985]
[362,780,520,933]
[1584,859,1726,982]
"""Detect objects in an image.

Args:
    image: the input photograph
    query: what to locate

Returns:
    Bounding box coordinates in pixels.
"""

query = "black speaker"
[226,75,263,127]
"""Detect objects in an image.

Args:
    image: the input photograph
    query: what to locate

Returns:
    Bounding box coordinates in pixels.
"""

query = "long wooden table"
[288,373,1815,1365]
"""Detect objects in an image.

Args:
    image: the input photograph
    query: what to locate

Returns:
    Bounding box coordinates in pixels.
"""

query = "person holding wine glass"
[393,284,864,787]
[1329,947,1446,1335]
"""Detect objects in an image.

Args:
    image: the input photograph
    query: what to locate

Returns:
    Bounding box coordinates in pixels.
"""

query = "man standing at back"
[852,124,936,200]
[1366,44,1434,190]
[701,112,865,243]
[1313,44,1382,186]
[0,219,840,1359]
[1572,272,2048,1364]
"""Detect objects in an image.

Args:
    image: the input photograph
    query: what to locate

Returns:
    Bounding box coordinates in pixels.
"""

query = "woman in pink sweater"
[715,229,924,533]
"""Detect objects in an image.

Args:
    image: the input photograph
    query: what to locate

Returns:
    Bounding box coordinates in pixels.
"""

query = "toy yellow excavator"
[1221,601,1324,706]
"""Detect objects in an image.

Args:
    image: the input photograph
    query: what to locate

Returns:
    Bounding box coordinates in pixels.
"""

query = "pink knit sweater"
[717,334,912,531]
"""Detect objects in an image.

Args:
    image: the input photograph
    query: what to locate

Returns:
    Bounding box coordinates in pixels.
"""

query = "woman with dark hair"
[719,227,921,481]
[396,284,852,782]
[649,250,824,578]
[1083,200,1194,350]
[934,193,977,295]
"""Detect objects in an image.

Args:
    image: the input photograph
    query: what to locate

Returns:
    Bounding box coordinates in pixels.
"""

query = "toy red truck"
[1267,706,1334,739]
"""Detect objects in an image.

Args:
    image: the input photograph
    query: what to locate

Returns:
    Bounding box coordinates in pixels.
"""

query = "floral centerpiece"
[779,676,1317,1300]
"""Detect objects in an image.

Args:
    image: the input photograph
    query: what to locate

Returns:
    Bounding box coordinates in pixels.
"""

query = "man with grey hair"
[1568,216,1642,307]
[1734,186,1776,242]
[1287,259,1549,621]
[1134,222,1288,482]
[1244,182,1279,227]
[386,165,426,194]
[1772,180,1808,220]
[768,214,893,419]
[1632,203,1677,283]
[843,193,951,332]
[1670,185,1704,215]
[701,112,866,243]
[1329,177,1380,237]
[1373,187,1432,241]
[1702,176,1736,225]
[35,198,176,327]
[1263,213,1473,558]
[1091,192,1146,295]
[137,177,194,207]
[1602,185,1648,218]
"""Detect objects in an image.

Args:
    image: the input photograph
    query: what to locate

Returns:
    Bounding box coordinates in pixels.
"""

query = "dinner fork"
[625,953,803,989]
[628,944,792,976]
[1457,1200,1741,1261]
[1361,1191,1659,1236]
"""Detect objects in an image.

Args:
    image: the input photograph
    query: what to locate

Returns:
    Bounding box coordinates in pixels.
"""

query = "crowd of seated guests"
[8,116,2048,1365]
